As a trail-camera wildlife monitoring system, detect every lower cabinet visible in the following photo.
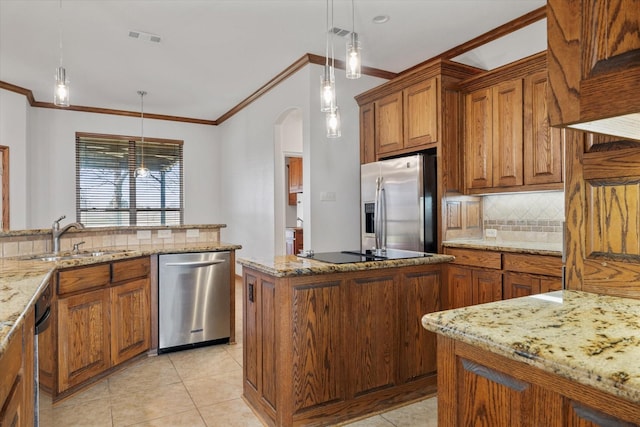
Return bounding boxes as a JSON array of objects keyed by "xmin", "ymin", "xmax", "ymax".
[
  {"xmin": 57, "ymin": 288, "xmax": 111, "ymax": 392},
  {"xmin": 243, "ymin": 264, "xmax": 441, "ymax": 426},
  {"xmin": 438, "ymin": 336, "xmax": 640, "ymax": 426},
  {"xmin": 0, "ymin": 307, "xmax": 34, "ymax": 427},
  {"xmin": 444, "ymin": 248, "xmax": 562, "ymax": 309},
  {"xmin": 51, "ymin": 257, "xmax": 150, "ymax": 399}
]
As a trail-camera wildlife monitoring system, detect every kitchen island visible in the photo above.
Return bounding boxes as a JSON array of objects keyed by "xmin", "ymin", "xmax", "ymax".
[
  {"xmin": 422, "ymin": 291, "xmax": 640, "ymax": 426},
  {"xmin": 238, "ymin": 253, "xmax": 453, "ymax": 427}
]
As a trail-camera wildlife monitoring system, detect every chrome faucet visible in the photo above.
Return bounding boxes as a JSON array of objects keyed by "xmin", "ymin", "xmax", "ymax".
[{"xmin": 52, "ymin": 215, "xmax": 84, "ymax": 254}]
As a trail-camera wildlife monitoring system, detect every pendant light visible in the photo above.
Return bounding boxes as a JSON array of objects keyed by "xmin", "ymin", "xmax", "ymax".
[
  {"xmin": 326, "ymin": 105, "xmax": 341, "ymax": 138},
  {"xmin": 54, "ymin": 0, "xmax": 70, "ymax": 107},
  {"xmin": 324, "ymin": 0, "xmax": 341, "ymax": 138},
  {"xmin": 135, "ymin": 91, "xmax": 150, "ymax": 178},
  {"xmin": 320, "ymin": 0, "xmax": 336, "ymax": 112},
  {"xmin": 346, "ymin": 0, "xmax": 361, "ymax": 79}
]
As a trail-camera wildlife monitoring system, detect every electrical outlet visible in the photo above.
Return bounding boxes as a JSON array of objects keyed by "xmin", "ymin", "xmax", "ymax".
[
  {"xmin": 136, "ymin": 230, "xmax": 151, "ymax": 240},
  {"xmin": 157, "ymin": 229, "xmax": 172, "ymax": 239},
  {"xmin": 186, "ymin": 229, "xmax": 200, "ymax": 238},
  {"xmin": 485, "ymin": 228, "xmax": 498, "ymax": 238}
]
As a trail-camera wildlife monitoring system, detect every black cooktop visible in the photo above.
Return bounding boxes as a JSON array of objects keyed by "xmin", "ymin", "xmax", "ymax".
[{"xmin": 298, "ymin": 249, "xmax": 431, "ymax": 264}]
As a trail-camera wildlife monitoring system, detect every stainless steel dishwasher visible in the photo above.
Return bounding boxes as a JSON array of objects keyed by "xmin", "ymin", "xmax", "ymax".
[{"xmin": 158, "ymin": 251, "xmax": 230, "ymax": 353}]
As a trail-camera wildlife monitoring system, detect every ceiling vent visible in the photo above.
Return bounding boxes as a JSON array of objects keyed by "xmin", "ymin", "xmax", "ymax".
[
  {"xmin": 128, "ymin": 30, "xmax": 162, "ymax": 43},
  {"xmin": 330, "ymin": 27, "xmax": 351, "ymax": 38}
]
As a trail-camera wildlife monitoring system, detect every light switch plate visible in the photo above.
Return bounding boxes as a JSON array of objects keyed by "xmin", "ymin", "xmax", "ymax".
[
  {"xmin": 320, "ymin": 191, "xmax": 336, "ymax": 202},
  {"xmin": 186, "ymin": 229, "xmax": 200, "ymax": 238},
  {"xmin": 157, "ymin": 229, "xmax": 172, "ymax": 239},
  {"xmin": 136, "ymin": 230, "xmax": 151, "ymax": 240}
]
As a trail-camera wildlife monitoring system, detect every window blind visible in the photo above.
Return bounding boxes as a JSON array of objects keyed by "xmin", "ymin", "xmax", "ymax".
[{"xmin": 76, "ymin": 133, "xmax": 184, "ymax": 227}]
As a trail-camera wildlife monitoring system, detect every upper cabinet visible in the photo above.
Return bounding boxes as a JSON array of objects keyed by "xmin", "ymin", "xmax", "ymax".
[
  {"xmin": 288, "ymin": 157, "xmax": 303, "ymax": 194},
  {"xmin": 355, "ymin": 60, "xmax": 480, "ymax": 194},
  {"xmin": 547, "ymin": 0, "xmax": 640, "ymax": 140},
  {"xmin": 461, "ymin": 53, "xmax": 563, "ymax": 194},
  {"xmin": 374, "ymin": 77, "xmax": 439, "ymax": 157}
]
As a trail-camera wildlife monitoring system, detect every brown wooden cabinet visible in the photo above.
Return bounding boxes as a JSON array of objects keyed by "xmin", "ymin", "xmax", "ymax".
[
  {"xmin": 523, "ymin": 71, "xmax": 563, "ymax": 185},
  {"xmin": 57, "ymin": 288, "xmax": 111, "ymax": 392},
  {"xmin": 359, "ymin": 102, "xmax": 376, "ymax": 164},
  {"xmin": 404, "ymin": 78, "xmax": 439, "ymax": 149},
  {"xmin": 437, "ymin": 336, "xmax": 640, "ymax": 426},
  {"xmin": 462, "ymin": 53, "xmax": 563, "ymax": 194},
  {"xmin": 465, "ymin": 80, "xmax": 523, "ymax": 190},
  {"xmin": 502, "ymin": 252, "xmax": 563, "ymax": 299},
  {"xmin": 0, "ymin": 306, "xmax": 34, "ymax": 427},
  {"xmin": 375, "ymin": 91, "xmax": 404, "ymax": 155},
  {"xmin": 547, "ymin": 0, "xmax": 640, "ymax": 139},
  {"xmin": 52, "ymin": 257, "xmax": 150, "ymax": 398},
  {"xmin": 288, "ymin": 157, "xmax": 302, "ymax": 194},
  {"xmin": 445, "ymin": 248, "xmax": 563, "ymax": 308},
  {"xmin": 243, "ymin": 264, "xmax": 442, "ymax": 426},
  {"xmin": 375, "ymin": 78, "xmax": 439, "ymax": 157}
]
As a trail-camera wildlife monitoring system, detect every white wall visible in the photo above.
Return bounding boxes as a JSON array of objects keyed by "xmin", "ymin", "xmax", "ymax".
[
  {"xmin": 219, "ymin": 63, "xmax": 385, "ymax": 267},
  {"xmin": 0, "ymin": 90, "xmax": 30, "ymax": 229},
  {"xmin": 0, "ymin": 88, "xmax": 221, "ymax": 229}
]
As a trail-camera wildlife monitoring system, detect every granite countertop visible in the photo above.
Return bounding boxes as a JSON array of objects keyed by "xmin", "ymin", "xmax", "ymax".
[
  {"xmin": 238, "ymin": 253, "xmax": 454, "ymax": 278},
  {"xmin": 422, "ymin": 290, "xmax": 640, "ymax": 403},
  {"xmin": 0, "ymin": 241, "xmax": 241, "ymax": 359},
  {"xmin": 443, "ymin": 239, "xmax": 562, "ymax": 256}
]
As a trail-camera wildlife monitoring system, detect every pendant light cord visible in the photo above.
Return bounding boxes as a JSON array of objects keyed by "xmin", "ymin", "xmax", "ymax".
[
  {"xmin": 330, "ymin": 0, "xmax": 335, "ymax": 73},
  {"xmin": 325, "ymin": 0, "xmax": 329, "ymax": 68},
  {"xmin": 58, "ymin": 0, "xmax": 63, "ymax": 67}
]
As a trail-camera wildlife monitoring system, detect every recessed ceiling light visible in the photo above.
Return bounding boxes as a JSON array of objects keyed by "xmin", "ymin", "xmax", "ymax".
[{"xmin": 372, "ymin": 15, "xmax": 390, "ymax": 24}]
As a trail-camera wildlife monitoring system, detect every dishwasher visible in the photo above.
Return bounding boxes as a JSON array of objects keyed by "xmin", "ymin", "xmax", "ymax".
[{"xmin": 158, "ymin": 251, "xmax": 230, "ymax": 353}]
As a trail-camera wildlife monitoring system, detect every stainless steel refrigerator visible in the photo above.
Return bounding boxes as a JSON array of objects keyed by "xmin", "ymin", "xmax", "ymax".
[{"xmin": 361, "ymin": 151, "xmax": 437, "ymax": 253}]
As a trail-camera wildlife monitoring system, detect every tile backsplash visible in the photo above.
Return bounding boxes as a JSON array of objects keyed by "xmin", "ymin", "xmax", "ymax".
[{"xmin": 483, "ymin": 191, "xmax": 564, "ymax": 242}]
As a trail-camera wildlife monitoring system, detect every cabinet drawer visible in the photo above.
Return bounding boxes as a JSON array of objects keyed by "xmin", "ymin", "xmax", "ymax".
[
  {"xmin": 444, "ymin": 248, "xmax": 501, "ymax": 269},
  {"xmin": 112, "ymin": 257, "xmax": 150, "ymax": 283},
  {"xmin": 503, "ymin": 253, "xmax": 562, "ymax": 277},
  {"xmin": 58, "ymin": 264, "xmax": 110, "ymax": 295}
]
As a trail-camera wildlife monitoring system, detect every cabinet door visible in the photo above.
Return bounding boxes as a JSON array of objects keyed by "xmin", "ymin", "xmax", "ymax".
[
  {"xmin": 291, "ymin": 279, "xmax": 345, "ymax": 412},
  {"xmin": 288, "ymin": 157, "xmax": 303, "ymax": 193},
  {"xmin": 447, "ymin": 265, "xmax": 473, "ymax": 309},
  {"xmin": 465, "ymin": 88, "xmax": 493, "ymax": 189},
  {"xmin": 375, "ymin": 92, "xmax": 404, "ymax": 155},
  {"xmin": 540, "ymin": 276, "xmax": 562, "ymax": 294},
  {"xmin": 548, "ymin": 0, "xmax": 640, "ymax": 128},
  {"xmin": 459, "ymin": 358, "xmax": 532, "ymax": 426},
  {"xmin": 503, "ymin": 272, "xmax": 540, "ymax": 300},
  {"xmin": 57, "ymin": 289, "xmax": 110, "ymax": 392},
  {"xmin": 294, "ymin": 228, "xmax": 303, "ymax": 255},
  {"xmin": 360, "ymin": 102, "xmax": 376, "ymax": 164},
  {"xmin": 473, "ymin": 269, "xmax": 502, "ymax": 305},
  {"xmin": 243, "ymin": 272, "xmax": 259, "ymax": 391},
  {"xmin": 492, "ymin": 80, "xmax": 523, "ymax": 187},
  {"xmin": 524, "ymin": 71, "xmax": 562, "ymax": 185},
  {"xmin": 399, "ymin": 268, "xmax": 440, "ymax": 382},
  {"xmin": 404, "ymin": 78, "xmax": 438, "ymax": 148},
  {"xmin": 348, "ymin": 274, "xmax": 397, "ymax": 396},
  {"xmin": 110, "ymin": 277, "xmax": 150, "ymax": 366},
  {"xmin": 565, "ymin": 400, "xmax": 639, "ymax": 427}
]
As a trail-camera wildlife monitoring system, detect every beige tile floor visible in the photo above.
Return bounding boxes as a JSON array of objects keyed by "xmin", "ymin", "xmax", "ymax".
[{"xmin": 48, "ymin": 279, "xmax": 438, "ymax": 426}]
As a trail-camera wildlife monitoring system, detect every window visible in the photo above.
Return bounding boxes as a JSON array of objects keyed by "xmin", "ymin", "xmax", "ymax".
[{"xmin": 76, "ymin": 133, "xmax": 183, "ymax": 227}]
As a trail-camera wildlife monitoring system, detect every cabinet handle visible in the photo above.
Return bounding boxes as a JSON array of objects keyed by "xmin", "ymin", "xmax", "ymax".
[
  {"xmin": 572, "ymin": 403, "xmax": 635, "ymax": 427},
  {"xmin": 248, "ymin": 283, "xmax": 255, "ymax": 303},
  {"xmin": 461, "ymin": 359, "xmax": 528, "ymax": 392}
]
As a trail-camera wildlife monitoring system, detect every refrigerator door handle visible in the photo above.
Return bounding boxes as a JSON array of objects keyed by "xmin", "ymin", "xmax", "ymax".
[{"xmin": 374, "ymin": 176, "xmax": 386, "ymax": 252}]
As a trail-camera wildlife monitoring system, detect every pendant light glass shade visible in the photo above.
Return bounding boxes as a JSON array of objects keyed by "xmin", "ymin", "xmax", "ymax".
[
  {"xmin": 320, "ymin": 66, "xmax": 336, "ymax": 112},
  {"xmin": 326, "ymin": 106, "xmax": 341, "ymax": 138},
  {"xmin": 346, "ymin": 0, "xmax": 361, "ymax": 79},
  {"xmin": 135, "ymin": 90, "xmax": 150, "ymax": 178},
  {"xmin": 54, "ymin": 66, "xmax": 70, "ymax": 107},
  {"xmin": 346, "ymin": 32, "xmax": 361, "ymax": 79}
]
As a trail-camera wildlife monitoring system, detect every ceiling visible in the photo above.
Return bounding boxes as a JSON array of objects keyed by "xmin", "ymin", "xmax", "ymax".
[{"xmin": 0, "ymin": 0, "xmax": 546, "ymax": 123}]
